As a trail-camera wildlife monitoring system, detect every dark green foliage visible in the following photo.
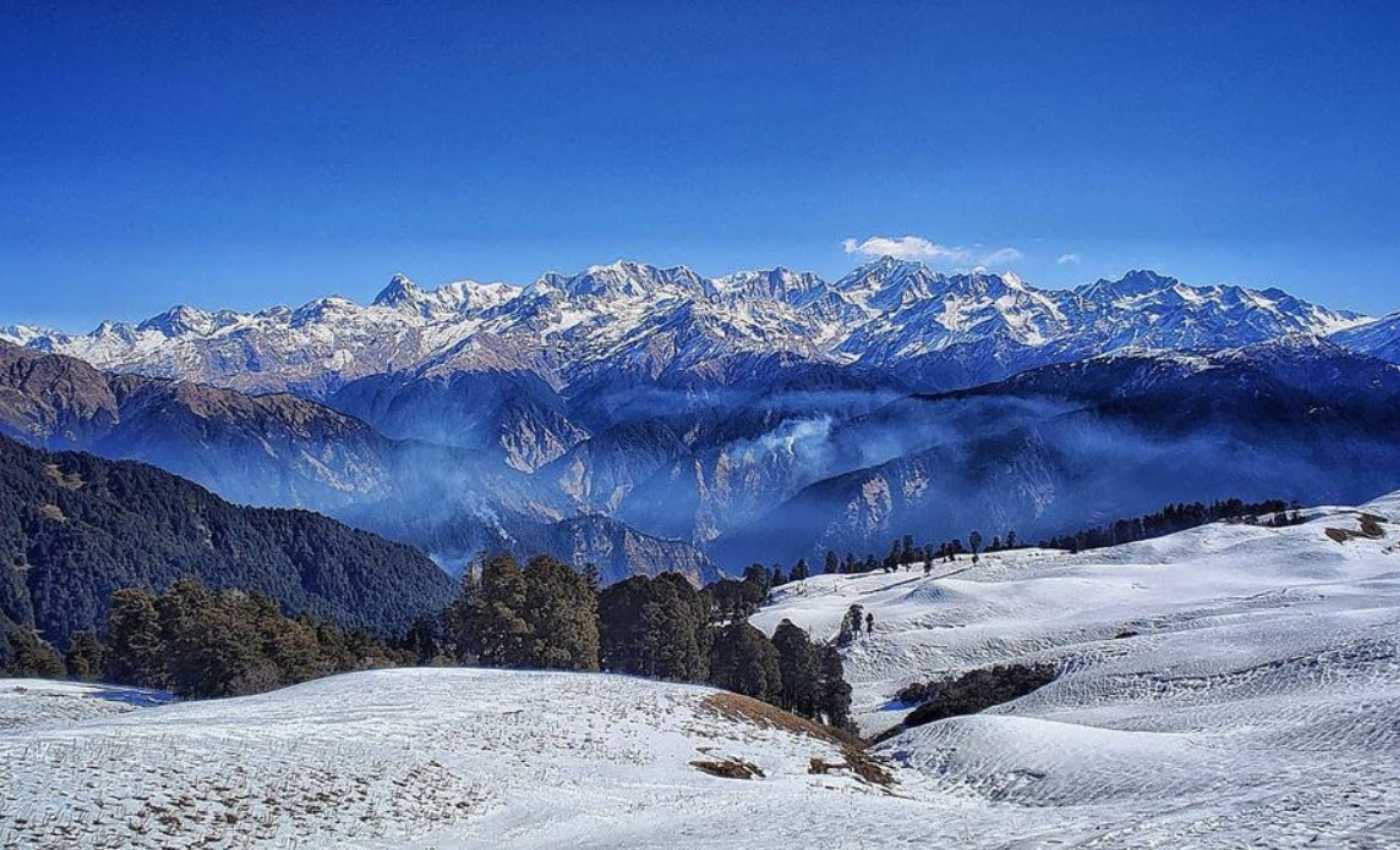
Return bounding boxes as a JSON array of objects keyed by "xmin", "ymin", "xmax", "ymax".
[
  {"xmin": 707, "ymin": 622, "xmax": 782, "ymax": 704},
  {"xmin": 703, "ymin": 574, "xmax": 767, "ymax": 622},
  {"xmin": 893, "ymin": 662, "xmax": 1058, "ymax": 734},
  {"xmin": 817, "ymin": 642, "xmax": 852, "ymax": 729},
  {"xmin": 836, "ymin": 604, "xmax": 865, "ymax": 647},
  {"xmin": 599, "ymin": 573, "xmax": 710, "ymax": 681},
  {"xmin": 0, "ymin": 436, "xmax": 454, "ymax": 650},
  {"xmin": 0, "ymin": 618, "xmax": 66, "ymax": 678},
  {"xmin": 401, "ymin": 614, "xmax": 446, "ymax": 665},
  {"xmin": 741, "ymin": 564, "xmax": 771, "ymax": 595},
  {"xmin": 63, "ymin": 630, "xmax": 106, "ymax": 680},
  {"xmin": 441, "ymin": 570, "xmax": 480, "ymax": 664},
  {"xmin": 465, "ymin": 553, "xmax": 600, "ymax": 671},
  {"xmin": 469, "ymin": 554, "xmax": 532, "ymax": 667},
  {"xmin": 771, "ymin": 619, "xmax": 820, "ymax": 717},
  {"xmin": 521, "ymin": 555, "xmax": 600, "ymax": 671},
  {"xmin": 102, "ymin": 578, "xmax": 411, "ymax": 698},
  {"xmin": 105, "ymin": 588, "xmax": 164, "ymax": 686}
]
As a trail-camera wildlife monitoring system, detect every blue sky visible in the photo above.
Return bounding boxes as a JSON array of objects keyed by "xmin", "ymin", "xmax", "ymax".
[{"xmin": 3, "ymin": 1, "xmax": 1398, "ymax": 330}]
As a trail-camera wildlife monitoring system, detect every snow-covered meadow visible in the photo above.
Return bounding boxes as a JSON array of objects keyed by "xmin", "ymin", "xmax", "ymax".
[
  {"xmin": 755, "ymin": 492, "xmax": 1400, "ymax": 846},
  {"xmin": 4, "ymin": 493, "xmax": 1399, "ymax": 848}
]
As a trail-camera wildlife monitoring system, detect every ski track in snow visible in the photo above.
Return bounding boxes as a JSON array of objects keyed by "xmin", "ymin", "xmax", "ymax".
[{"xmin": 5, "ymin": 495, "xmax": 1400, "ymax": 848}]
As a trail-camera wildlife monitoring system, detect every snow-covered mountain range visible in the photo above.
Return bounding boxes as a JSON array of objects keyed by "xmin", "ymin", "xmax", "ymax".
[
  {"xmin": 4, "ymin": 259, "xmax": 1398, "ymax": 577},
  {"xmin": 4, "ymin": 259, "xmax": 1385, "ymax": 399}
]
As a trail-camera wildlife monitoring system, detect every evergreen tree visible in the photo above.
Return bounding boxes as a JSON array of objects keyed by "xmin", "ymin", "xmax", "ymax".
[
  {"xmin": 742, "ymin": 563, "xmax": 771, "ymax": 596},
  {"xmin": 836, "ymin": 604, "xmax": 865, "ymax": 646},
  {"xmin": 581, "ymin": 562, "xmax": 602, "ymax": 594},
  {"xmin": 817, "ymin": 643, "xmax": 852, "ymax": 729},
  {"xmin": 443, "ymin": 569, "xmax": 481, "ymax": 663},
  {"xmin": 789, "ymin": 558, "xmax": 810, "ymax": 582},
  {"xmin": 105, "ymin": 588, "xmax": 165, "ymax": 687},
  {"xmin": 520, "ymin": 555, "xmax": 600, "ymax": 671},
  {"xmin": 708, "ymin": 622, "xmax": 782, "ymax": 704},
  {"xmin": 2, "ymin": 625, "xmax": 65, "ymax": 678},
  {"xmin": 599, "ymin": 573, "xmax": 709, "ymax": 681},
  {"xmin": 471, "ymin": 553, "xmax": 532, "ymax": 667},
  {"xmin": 824, "ymin": 550, "xmax": 839, "ymax": 575},
  {"xmin": 64, "ymin": 630, "xmax": 106, "ymax": 680},
  {"xmin": 771, "ymin": 619, "xmax": 820, "ymax": 717}
]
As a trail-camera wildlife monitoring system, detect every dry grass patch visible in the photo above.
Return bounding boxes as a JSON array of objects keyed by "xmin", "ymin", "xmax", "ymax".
[
  {"xmin": 697, "ymin": 693, "xmax": 894, "ymax": 787},
  {"xmin": 690, "ymin": 756, "xmax": 765, "ymax": 780},
  {"xmin": 42, "ymin": 463, "xmax": 84, "ymax": 490},
  {"xmin": 1326, "ymin": 514, "xmax": 1387, "ymax": 544}
]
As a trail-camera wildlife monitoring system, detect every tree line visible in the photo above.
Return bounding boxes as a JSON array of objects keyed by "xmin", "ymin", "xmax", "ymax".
[
  {"xmin": 1038, "ymin": 498, "xmax": 1300, "ymax": 553},
  {"xmin": 421, "ymin": 555, "xmax": 854, "ymax": 729},
  {"xmin": 1, "ymin": 579, "xmax": 414, "ymax": 696},
  {"xmin": 3, "ymin": 554, "xmax": 855, "ymax": 731}
]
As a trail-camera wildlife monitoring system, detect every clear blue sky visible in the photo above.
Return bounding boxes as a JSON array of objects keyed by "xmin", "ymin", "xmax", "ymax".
[{"xmin": 3, "ymin": 1, "xmax": 1398, "ymax": 330}]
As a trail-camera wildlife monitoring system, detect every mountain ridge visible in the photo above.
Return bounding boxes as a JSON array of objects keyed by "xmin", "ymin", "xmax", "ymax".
[{"xmin": 6, "ymin": 259, "xmax": 1385, "ymax": 399}]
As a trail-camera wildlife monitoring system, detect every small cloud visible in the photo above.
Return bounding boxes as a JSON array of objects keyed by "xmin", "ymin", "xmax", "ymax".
[
  {"xmin": 842, "ymin": 235, "xmax": 968, "ymax": 262},
  {"xmin": 980, "ymin": 247, "xmax": 1023, "ymax": 267},
  {"xmin": 843, "ymin": 235, "xmax": 1021, "ymax": 268},
  {"xmin": 1057, "ymin": 253, "xmax": 1081, "ymax": 265}
]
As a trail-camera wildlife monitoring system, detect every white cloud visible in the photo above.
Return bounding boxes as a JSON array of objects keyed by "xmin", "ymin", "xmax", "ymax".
[
  {"xmin": 842, "ymin": 235, "xmax": 968, "ymax": 262},
  {"xmin": 843, "ymin": 235, "xmax": 1022, "ymax": 268},
  {"xmin": 1057, "ymin": 253, "xmax": 1081, "ymax": 265},
  {"xmin": 980, "ymin": 247, "xmax": 1024, "ymax": 267}
]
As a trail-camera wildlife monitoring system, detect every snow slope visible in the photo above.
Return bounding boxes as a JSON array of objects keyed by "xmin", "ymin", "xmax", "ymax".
[
  {"xmin": 753, "ymin": 493, "xmax": 1400, "ymax": 846},
  {"xmin": 5, "ymin": 494, "xmax": 1399, "ymax": 848},
  {"xmin": 1, "ymin": 670, "xmax": 917, "ymax": 850}
]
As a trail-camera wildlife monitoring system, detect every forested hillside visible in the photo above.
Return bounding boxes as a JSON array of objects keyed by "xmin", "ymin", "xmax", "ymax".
[{"xmin": 0, "ymin": 436, "xmax": 455, "ymax": 652}]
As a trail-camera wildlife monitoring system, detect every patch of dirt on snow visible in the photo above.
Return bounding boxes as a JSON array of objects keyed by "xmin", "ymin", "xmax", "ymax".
[
  {"xmin": 697, "ymin": 693, "xmax": 895, "ymax": 787},
  {"xmin": 690, "ymin": 755, "xmax": 765, "ymax": 779}
]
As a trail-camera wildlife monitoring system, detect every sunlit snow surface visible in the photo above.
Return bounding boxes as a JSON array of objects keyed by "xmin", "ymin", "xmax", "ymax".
[
  {"xmin": 754, "ymin": 492, "xmax": 1400, "ymax": 846},
  {"xmin": 5, "ymin": 494, "xmax": 1400, "ymax": 848}
]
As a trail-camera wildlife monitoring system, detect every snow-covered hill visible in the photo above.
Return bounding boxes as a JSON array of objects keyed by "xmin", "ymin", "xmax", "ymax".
[
  {"xmin": 3, "ymin": 259, "xmax": 1371, "ymax": 397},
  {"xmin": 1, "ymin": 670, "xmax": 903, "ymax": 850},
  {"xmin": 751, "ymin": 491, "xmax": 1400, "ymax": 846},
  {"xmin": 7, "ymin": 492, "xmax": 1400, "ymax": 848}
]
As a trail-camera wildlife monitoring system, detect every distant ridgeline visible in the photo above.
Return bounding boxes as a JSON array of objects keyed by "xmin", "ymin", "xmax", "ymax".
[{"xmin": 0, "ymin": 436, "xmax": 455, "ymax": 660}]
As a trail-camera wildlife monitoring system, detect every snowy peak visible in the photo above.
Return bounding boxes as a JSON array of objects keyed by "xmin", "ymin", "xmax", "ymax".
[
  {"xmin": 135, "ymin": 304, "xmax": 221, "ymax": 337},
  {"xmin": 1077, "ymin": 269, "xmax": 1177, "ymax": 300},
  {"xmin": 1331, "ymin": 310, "xmax": 1400, "ymax": 363},
  {"xmin": 4, "ymin": 258, "xmax": 1386, "ymax": 396},
  {"xmin": 715, "ymin": 267, "xmax": 827, "ymax": 306},
  {"xmin": 559, "ymin": 260, "xmax": 715, "ymax": 301},
  {"xmin": 372, "ymin": 274, "xmax": 520, "ymax": 319},
  {"xmin": 371, "ymin": 273, "xmax": 422, "ymax": 308}
]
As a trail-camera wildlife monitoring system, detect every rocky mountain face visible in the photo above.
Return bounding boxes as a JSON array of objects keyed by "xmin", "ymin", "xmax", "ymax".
[
  {"xmin": 0, "ymin": 342, "xmax": 713, "ymax": 583},
  {"xmin": 0, "ymin": 342, "xmax": 400, "ymax": 509}
]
